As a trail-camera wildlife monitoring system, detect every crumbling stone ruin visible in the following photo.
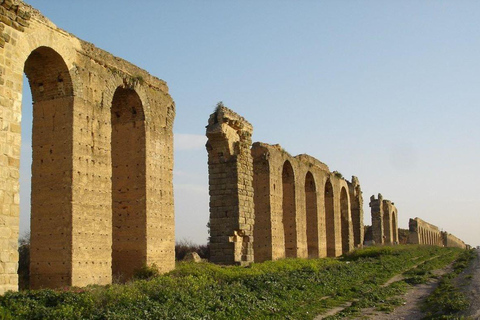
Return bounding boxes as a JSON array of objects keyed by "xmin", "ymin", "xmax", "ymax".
[
  {"xmin": 205, "ymin": 107, "xmax": 254, "ymax": 265},
  {"xmin": 408, "ymin": 218, "xmax": 466, "ymax": 249},
  {"xmin": 0, "ymin": 1, "xmax": 175, "ymax": 294},
  {"xmin": 206, "ymin": 106, "xmax": 364, "ymax": 264},
  {"xmin": 369, "ymin": 194, "xmax": 399, "ymax": 245}
]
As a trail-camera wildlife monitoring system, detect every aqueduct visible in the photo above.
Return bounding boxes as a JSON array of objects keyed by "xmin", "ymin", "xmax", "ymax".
[
  {"xmin": 0, "ymin": 1, "xmax": 175, "ymax": 293},
  {"xmin": 408, "ymin": 218, "xmax": 467, "ymax": 249},
  {"xmin": 206, "ymin": 106, "xmax": 364, "ymax": 264}
]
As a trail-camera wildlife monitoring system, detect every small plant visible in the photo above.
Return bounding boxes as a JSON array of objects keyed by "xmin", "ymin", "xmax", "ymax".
[
  {"xmin": 133, "ymin": 263, "xmax": 160, "ymax": 280},
  {"xmin": 215, "ymin": 101, "xmax": 225, "ymax": 112},
  {"xmin": 333, "ymin": 171, "xmax": 343, "ymax": 179}
]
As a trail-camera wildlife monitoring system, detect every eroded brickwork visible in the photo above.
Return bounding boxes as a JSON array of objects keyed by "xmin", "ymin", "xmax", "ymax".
[
  {"xmin": 206, "ymin": 107, "xmax": 363, "ymax": 264},
  {"xmin": 0, "ymin": 0, "xmax": 175, "ymax": 293},
  {"xmin": 369, "ymin": 194, "xmax": 398, "ymax": 245},
  {"xmin": 205, "ymin": 106, "xmax": 254, "ymax": 265}
]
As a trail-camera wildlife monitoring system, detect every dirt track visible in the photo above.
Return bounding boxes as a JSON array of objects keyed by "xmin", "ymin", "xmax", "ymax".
[{"xmin": 316, "ymin": 249, "xmax": 480, "ymax": 319}]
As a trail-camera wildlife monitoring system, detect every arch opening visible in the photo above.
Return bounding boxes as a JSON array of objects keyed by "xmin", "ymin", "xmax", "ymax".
[
  {"xmin": 111, "ymin": 87, "xmax": 146, "ymax": 281},
  {"xmin": 23, "ymin": 46, "xmax": 74, "ymax": 289},
  {"xmin": 282, "ymin": 161, "xmax": 296, "ymax": 258},
  {"xmin": 325, "ymin": 179, "xmax": 335, "ymax": 257},
  {"xmin": 305, "ymin": 172, "xmax": 318, "ymax": 258}
]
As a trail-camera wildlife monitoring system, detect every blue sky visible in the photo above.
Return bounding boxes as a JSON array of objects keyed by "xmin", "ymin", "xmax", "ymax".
[{"xmin": 19, "ymin": 1, "xmax": 480, "ymax": 246}]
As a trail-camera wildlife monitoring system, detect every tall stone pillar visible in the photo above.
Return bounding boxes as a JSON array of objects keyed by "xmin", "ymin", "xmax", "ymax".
[
  {"xmin": 206, "ymin": 105, "xmax": 254, "ymax": 265},
  {"xmin": 370, "ymin": 194, "xmax": 384, "ymax": 244},
  {"xmin": 349, "ymin": 176, "xmax": 364, "ymax": 247}
]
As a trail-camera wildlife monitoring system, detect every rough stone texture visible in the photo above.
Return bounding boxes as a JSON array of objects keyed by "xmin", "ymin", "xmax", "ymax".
[
  {"xmin": 206, "ymin": 107, "xmax": 363, "ymax": 264},
  {"xmin": 408, "ymin": 218, "xmax": 466, "ymax": 249},
  {"xmin": 0, "ymin": 0, "xmax": 175, "ymax": 294},
  {"xmin": 369, "ymin": 194, "xmax": 399, "ymax": 245},
  {"xmin": 205, "ymin": 106, "xmax": 254, "ymax": 265}
]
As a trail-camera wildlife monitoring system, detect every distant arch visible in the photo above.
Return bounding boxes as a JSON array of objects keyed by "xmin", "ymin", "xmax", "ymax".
[
  {"xmin": 282, "ymin": 161, "xmax": 296, "ymax": 258},
  {"xmin": 305, "ymin": 172, "xmax": 318, "ymax": 258},
  {"xmin": 325, "ymin": 179, "xmax": 335, "ymax": 257}
]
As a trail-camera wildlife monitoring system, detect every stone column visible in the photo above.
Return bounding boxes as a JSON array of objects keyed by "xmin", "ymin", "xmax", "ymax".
[
  {"xmin": 370, "ymin": 194, "xmax": 384, "ymax": 244},
  {"xmin": 206, "ymin": 105, "xmax": 254, "ymax": 265}
]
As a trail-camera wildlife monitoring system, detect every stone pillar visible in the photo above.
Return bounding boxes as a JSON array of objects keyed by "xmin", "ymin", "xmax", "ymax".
[
  {"xmin": 349, "ymin": 176, "xmax": 364, "ymax": 247},
  {"xmin": 370, "ymin": 194, "xmax": 384, "ymax": 244},
  {"xmin": 206, "ymin": 105, "xmax": 254, "ymax": 265},
  {"xmin": 408, "ymin": 218, "xmax": 420, "ymax": 244}
]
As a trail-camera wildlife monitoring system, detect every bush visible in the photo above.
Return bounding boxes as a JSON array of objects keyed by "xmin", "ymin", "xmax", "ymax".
[{"xmin": 133, "ymin": 264, "xmax": 160, "ymax": 280}]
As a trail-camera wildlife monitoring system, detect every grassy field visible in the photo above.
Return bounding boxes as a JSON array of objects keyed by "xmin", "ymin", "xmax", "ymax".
[{"xmin": 0, "ymin": 245, "xmax": 466, "ymax": 320}]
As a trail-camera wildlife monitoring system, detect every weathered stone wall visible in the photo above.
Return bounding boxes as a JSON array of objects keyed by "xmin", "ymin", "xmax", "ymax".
[
  {"xmin": 441, "ymin": 232, "xmax": 466, "ymax": 249},
  {"xmin": 0, "ymin": 0, "xmax": 175, "ymax": 293},
  {"xmin": 206, "ymin": 107, "xmax": 364, "ymax": 264},
  {"xmin": 408, "ymin": 218, "xmax": 442, "ymax": 246},
  {"xmin": 205, "ymin": 106, "xmax": 254, "ymax": 265},
  {"xmin": 369, "ymin": 194, "xmax": 398, "ymax": 245}
]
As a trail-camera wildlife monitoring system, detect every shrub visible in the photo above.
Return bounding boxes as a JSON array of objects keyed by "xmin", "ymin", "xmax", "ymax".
[{"xmin": 133, "ymin": 264, "xmax": 160, "ymax": 280}]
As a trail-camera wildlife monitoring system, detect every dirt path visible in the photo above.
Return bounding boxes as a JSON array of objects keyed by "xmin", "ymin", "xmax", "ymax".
[
  {"xmin": 314, "ymin": 256, "xmax": 451, "ymax": 320},
  {"xmin": 360, "ymin": 266, "xmax": 450, "ymax": 320},
  {"xmin": 315, "ymin": 251, "xmax": 480, "ymax": 319},
  {"xmin": 459, "ymin": 248, "xmax": 480, "ymax": 318}
]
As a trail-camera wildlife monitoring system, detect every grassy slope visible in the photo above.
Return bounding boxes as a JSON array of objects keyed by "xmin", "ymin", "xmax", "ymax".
[{"xmin": 0, "ymin": 246, "xmax": 464, "ymax": 320}]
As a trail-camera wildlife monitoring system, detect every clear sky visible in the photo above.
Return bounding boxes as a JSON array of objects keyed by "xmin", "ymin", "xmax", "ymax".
[{"xmin": 19, "ymin": 1, "xmax": 480, "ymax": 246}]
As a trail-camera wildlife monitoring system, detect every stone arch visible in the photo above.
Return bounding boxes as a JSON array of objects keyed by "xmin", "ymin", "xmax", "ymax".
[
  {"xmin": 282, "ymin": 160, "xmax": 296, "ymax": 258},
  {"xmin": 305, "ymin": 171, "xmax": 318, "ymax": 258},
  {"xmin": 340, "ymin": 187, "xmax": 350, "ymax": 254},
  {"xmin": 325, "ymin": 179, "xmax": 335, "ymax": 257},
  {"xmin": 24, "ymin": 46, "xmax": 75, "ymax": 289},
  {"xmin": 111, "ymin": 87, "xmax": 147, "ymax": 281}
]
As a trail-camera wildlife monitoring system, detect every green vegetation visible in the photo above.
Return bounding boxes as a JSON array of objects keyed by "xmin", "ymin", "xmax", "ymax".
[
  {"xmin": 325, "ymin": 246, "xmax": 463, "ymax": 319},
  {"xmin": 0, "ymin": 246, "xmax": 464, "ymax": 320},
  {"xmin": 421, "ymin": 249, "xmax": 476, "ymax": 319}
]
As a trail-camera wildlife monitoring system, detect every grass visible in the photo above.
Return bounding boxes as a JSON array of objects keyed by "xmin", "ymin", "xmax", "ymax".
[{"xmin": 0, "ymin": 246, "xmax": 466, "ymax": 320}]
